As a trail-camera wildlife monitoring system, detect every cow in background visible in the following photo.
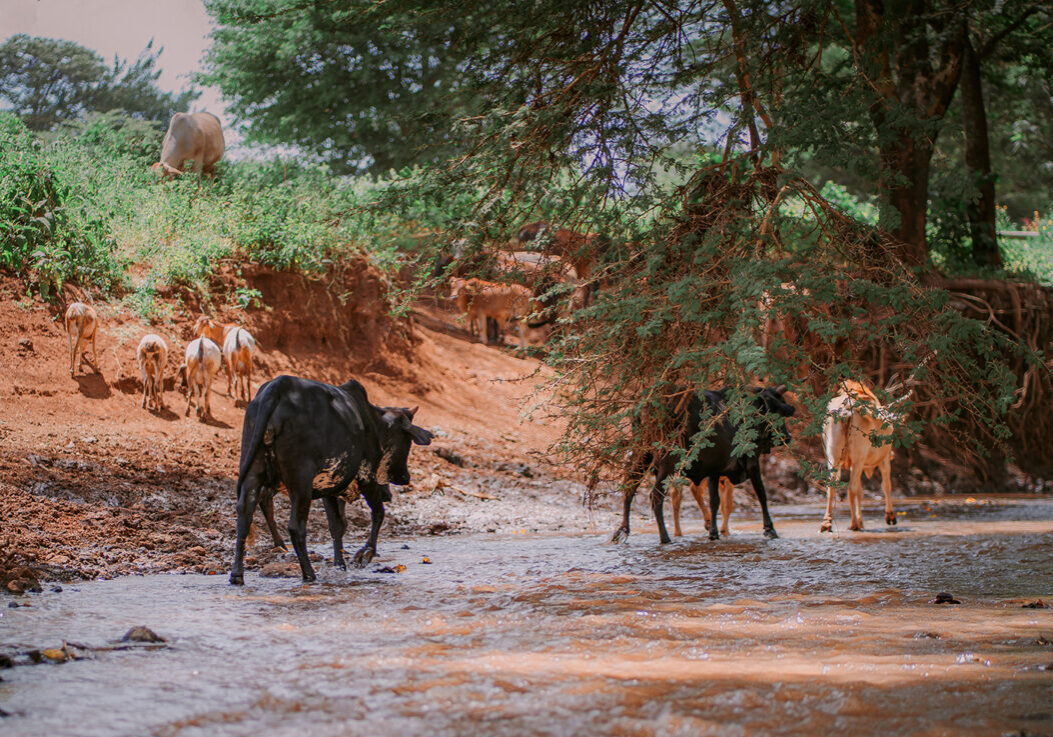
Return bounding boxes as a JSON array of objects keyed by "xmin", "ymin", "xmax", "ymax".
[{"xmin": 153, "ymin": 112, "xmax": 224, "ymax": 177}]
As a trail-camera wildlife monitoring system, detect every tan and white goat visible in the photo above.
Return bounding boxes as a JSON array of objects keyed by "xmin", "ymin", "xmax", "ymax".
[
  {"xmin": 193, "ymin": 315, "xmax": 234, "ymax": 346},
  {"xmin": 222, "ymin": 327, "xmax": 256, "ymax": 403},
  {"xmin": 137, "ymin": 334, "xmax": 168, "ymax": 411},
  {"xmin": 177, "ymin": 337, "xmax": 222, "ymax": 420},
  {"xmin": 64, "ymin": 302, "xmax": 99, "ymax": 376},
  {"xmin": 448, "ymin": 277, "xmax": 533, "ymax": 347}
]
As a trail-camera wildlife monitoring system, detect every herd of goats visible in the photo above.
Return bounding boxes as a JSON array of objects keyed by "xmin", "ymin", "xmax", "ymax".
[{"xmin": 51, "ymin": 217, "xmax": 914, "ymax": 583}]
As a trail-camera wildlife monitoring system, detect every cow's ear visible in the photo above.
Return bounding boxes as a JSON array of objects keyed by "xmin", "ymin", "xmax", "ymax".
[
  {"xmin": 408, "ymin": 406, "xmax": 419, "ymax": 419},
  {"xmin": 408, "ymin": 424, "xmax": 433, "ymax": 446}
]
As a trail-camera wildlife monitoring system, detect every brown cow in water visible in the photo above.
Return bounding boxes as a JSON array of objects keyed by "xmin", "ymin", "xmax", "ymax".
[
  {"xmin": 153, "ymin": 112, "xmax": 225, "ymax": 177},
  {"xmin": 671, "ymin": 476, "xmax": 736, "ymax": 537}
]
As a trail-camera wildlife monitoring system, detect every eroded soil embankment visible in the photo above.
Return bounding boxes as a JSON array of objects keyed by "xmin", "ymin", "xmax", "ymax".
[{"xmin": 0, "ymin": 265, "xmax": 598, "ymax": 588}]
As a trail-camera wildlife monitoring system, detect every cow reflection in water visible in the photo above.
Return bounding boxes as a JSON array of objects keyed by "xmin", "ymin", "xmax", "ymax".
[
  {"xmin": 229, "ymin": 375, "xmax": 433, "ymax": 585},
  {"xmin": 612, "ymin": 385, "xmax": 795, "ymax": 545}
]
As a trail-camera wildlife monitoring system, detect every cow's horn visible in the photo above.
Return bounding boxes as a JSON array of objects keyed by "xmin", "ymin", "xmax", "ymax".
[{"xmin": 408, "ymin": 406, "xmax": 418, "ymax": 418}]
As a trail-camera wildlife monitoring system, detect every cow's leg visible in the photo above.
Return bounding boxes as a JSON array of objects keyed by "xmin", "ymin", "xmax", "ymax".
[
  {"xmin": 259, "ymin": 488, "xmax": 286, "ymax": 550},
  {"xmin": 284, "ymin": 472, "xmax": 316, "ymax": 582},
  {"xmin": 650, "ymin": 474, "xmax": 672, "ymax": 544},
  {"xmin": 707, "ymin": 475, "xmax": 722, "ymax": 540},
  {"xmin": 322, "ymin": 496, "xmax": 347, "ymax": 570},
  {"xmin": 848, "ymin": 465, "xmax": 864, "ymax": 531},
  {"xmin": 611, "ymin": 452, "xmax": 649, "ymax": 543},
  {"xmin": 90, "ymin": 331, "xmax": 98, "ymax": 372},
  {"xmin": 226, "ymin": 358, "xmax": 234, "ymax": 397},
  {"xmin": 881, "ymin": 456, "xmax": 896, "ymax": 526},
  {"xmin": 202, "ymin": 376, "xmax": 213, "ymax": 420},
  {"xmin": 353, "ymin": 486, "xmax": 385, "ymax": 567},
  {"xmin": 230, "ymin": 469, "xmax": 264, "ymax": 585},
  {"xmin": 689, "ymin": 482, "xmax": 711, "ymax": 531},
  {"xmin": 719, "ymin": 479, "xmax": 733, "ymax": 536},
  {"xmin": 141, "ymin": 376, "xmax": 148, "ymax": 408},
  {"xmin": 748, "ymin": 466, "xmax": 779, "ymax": 539},
  {"xmin": 671, "ymin": 485, "xmax": 683, "ymax": 537},
  {"xmin": 185, "ymin": 380, "xmax": 193, "ymax": 417},
  {"xmin": 820, "ymin": 469, "xmax": 837, "ymax": 533}
]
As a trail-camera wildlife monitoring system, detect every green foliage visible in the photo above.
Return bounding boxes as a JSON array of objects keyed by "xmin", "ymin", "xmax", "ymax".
[
  {"xmin": 0, "ymin": 113, "xmax": 122, "ymax": 298},
  {"xmin": 0, "ymin": 34, "xmax": 197, "ymax": 131}
]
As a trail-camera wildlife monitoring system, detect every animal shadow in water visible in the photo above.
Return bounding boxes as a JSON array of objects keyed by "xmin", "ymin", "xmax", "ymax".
[{"xmin": 74, "ymin": 371, "xmax": 111, "ymax": 399}]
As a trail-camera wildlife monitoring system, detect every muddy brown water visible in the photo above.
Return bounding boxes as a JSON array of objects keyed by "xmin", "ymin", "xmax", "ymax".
[{"xmin": 2, "ymin": 498, "xmax": 1052, "ymax": 736}]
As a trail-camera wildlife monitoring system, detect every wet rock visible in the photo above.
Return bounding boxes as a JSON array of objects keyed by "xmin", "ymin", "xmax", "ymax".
[
  {"xmin": 7, "ymin": 601, "xmax": 18, "ymax": 608},
  {"xmin": 1037, "ymin": 634, "xmax": 1052, "ymax": 646},
  {"xmin": 374, "ymin": 565, "xmax": 406, "ymax": 574},
  {"xmin": 428, "ymin": 522, "xmax": 452, "ymax": 535},
  {"xmin": 121, "ymin": 626, "xmax": 165, "ymax": 643},
  {"xmin": 41, "ymin": 648, "xmax": 67, "ymax": 663},
  {"xmin": 434, "ymin": 447, "xmax": 465, "ymax": 467},
  {"xmin": 932, "ymin": 592, "xmax": 960, "ymax": 605},
  {"xmin": 259, "ymin": 561, "xmax": 299, "ymax": 578},
  {"xmin": 400, "ymin": 544, "xmax": 411, "ymax": 550},
  {"xmin": 1022, "ymin": 600, "xmax": 1048, "ymax": 609},
  {"xmin": 50, "ymin": 586, "xmax": 62, "ymax": 593},
  {"xmin": 0, "ymin": 706, "xmax": 10, "ymax": 717},
  {"xmin": 0, "ymin": 654, "xmax": 13, "ymax": 668},
  {"xmin": 912, "ymin": 631, "xmax": 941, "ymax": 639}
]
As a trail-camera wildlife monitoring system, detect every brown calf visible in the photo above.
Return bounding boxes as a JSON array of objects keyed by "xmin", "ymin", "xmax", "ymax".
[
  {"xmin": 821, "ymin": 380, "xmax": 897, "ymax": 532},
  {"xmin": 64, "ymin": 302, "xmax": 99, "ymax": 376},
  {"xmin": 137, "ymin": 334, "xmax": 168, "ymax": 411},
  {"xmin": 671, "ymin": 476, "xmax": 736, "ymax": 537}
]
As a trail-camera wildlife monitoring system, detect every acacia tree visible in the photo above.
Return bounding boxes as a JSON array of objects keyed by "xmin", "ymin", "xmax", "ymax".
[{"xmin": 204, "ymin": 0, "xmax": 1052, "ymax": 482}]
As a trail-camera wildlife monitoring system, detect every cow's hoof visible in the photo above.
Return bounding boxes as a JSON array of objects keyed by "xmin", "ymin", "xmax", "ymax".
[
  {"xmin": 849, "ymin": 523, "xmax": 862, "ymax": 532},
  {"xmin": 610, "ymin": 528, "xmax": 629, "ymax": 544},
  {"xmin": 334, "ymin": 559, "xmax": 347, "ymax": 571},
  {"xmin": 819, "ymin": 520, "xmax": 832, "ymax": 533},
  {"xmin": 352, "ymin": 547, "xmax": 375, "ymax": 568},
  {"xmin": 886, "ymin": 512, "xmax": 897, "ymax": 526},
  {"xmin": 229, "ymin": 573, "xmax": 244, "ymax": 586},
  {"xmin": 659, "ymin": 535, "xmax": 672, "ymax": 545},
  {"xmin": 708, "ymin": 531, "xmax": 720, "ymax": 541},
  {"xmin": 301, "ymin": 571, "xmax": 317, "ymax": 583},
  {"xmin": 763, "ymin": 528, "xmax": 778, "ymax": 539}
]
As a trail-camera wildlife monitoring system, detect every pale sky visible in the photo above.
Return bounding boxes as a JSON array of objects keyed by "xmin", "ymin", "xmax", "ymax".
[{"xmin": 1, "ymin": 0, "xmax": 232, "ymax": 136}]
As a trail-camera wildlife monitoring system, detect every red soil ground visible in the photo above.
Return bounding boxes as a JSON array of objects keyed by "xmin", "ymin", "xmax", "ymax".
[{"xmin": 0, "ymin": 266, "xmax": 588, "ymax": 588}]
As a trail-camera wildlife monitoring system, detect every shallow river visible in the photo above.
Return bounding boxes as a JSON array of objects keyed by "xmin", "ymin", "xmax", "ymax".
[{"xmin": 2, "ymin": 498, "xmax": 1052, "ymax": 736}]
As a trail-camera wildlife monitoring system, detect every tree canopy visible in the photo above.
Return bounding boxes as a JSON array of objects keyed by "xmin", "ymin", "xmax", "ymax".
[
  {"xmin": 0, "ymin": 35, "xmax": 199, "ymax": 131},
  {"xmin": 201, "ymin": 0, "xmax": 1053, "ymax": 482}
]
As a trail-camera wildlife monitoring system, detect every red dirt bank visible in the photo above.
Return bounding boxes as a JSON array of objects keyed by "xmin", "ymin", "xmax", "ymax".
[{"xmin": 0, "ymin": 269, "xmax": 589, "ymax": 587}]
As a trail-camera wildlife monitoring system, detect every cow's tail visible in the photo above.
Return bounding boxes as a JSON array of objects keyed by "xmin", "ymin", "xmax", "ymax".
[
  {"xmin": 65, "ymin": 309, "xmax": 73, "ymax": 357},
  {"xmin": 235, "ymin": 390, "xmax": 279, "ymax": 546}
]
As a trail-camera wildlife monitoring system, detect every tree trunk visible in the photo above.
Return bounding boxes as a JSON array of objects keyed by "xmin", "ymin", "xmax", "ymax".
[
  {"xmin": 960, "ymin": 38, "xmax": 1002, "ymax": 268},
  {"xmin": 879, "ymin": 132, "xmax": 933, "ymax": 266}
]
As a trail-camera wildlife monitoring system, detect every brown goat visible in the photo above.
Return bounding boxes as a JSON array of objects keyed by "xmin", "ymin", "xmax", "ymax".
[
  {"xmin": 193, "ymin": 315, "xmax": 234, "ymax": 346},
  {"xmin": 448, "ymin": 277, "xmax": 533, "ymax": 347},
  {"xmin": 222, "ymin": 327, "xmax": 256, "ymax": 403},
  {"xmin": 64, "ymin": 302, "xmax": 99, "ymax": 376},
  {"xmin": 137, "ymin": 334, "xmax": 168, "ymax": 411},
  {"xmin": 177, "ymin": 337, "xmax": 222, "ymax": 420}
]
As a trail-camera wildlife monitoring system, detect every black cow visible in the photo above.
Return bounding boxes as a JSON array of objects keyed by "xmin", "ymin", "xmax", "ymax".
[
  {"xmin": 611, "ymin": 385, "xmax": 795, "ymax": 544},
  {"xmin": 229, "ymin": 375, "xmax": 433, "ymax": 585}
]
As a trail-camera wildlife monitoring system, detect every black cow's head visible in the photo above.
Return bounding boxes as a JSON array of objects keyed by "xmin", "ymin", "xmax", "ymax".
[
  {"xmin": 379, "ymin": 406, "xmax": 433, "ymax": 486},
  {"xmin": 752, "ymin": 385, "xmax": 796, "ymax": 451}
]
